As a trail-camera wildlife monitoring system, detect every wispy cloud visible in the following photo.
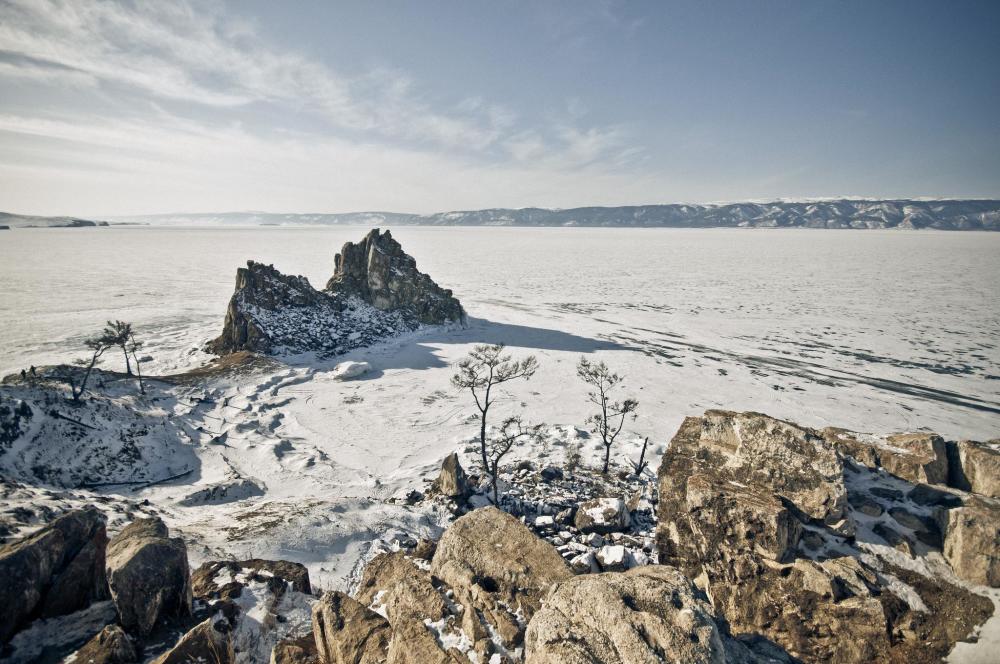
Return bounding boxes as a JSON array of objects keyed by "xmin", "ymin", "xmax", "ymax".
[{"xmin": 0, "ymin": 0, "xmax": 647, "ymax": 214}]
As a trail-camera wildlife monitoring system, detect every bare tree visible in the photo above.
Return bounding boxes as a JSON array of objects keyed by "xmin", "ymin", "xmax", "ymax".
[
  {"xmin": 631, "ymin": 436, "xmax": 650, "ymax": 475},
  {"xmin": 67, "ymin": 338, "xmax": 109, "ymax": 403},
  {"xmin": 451, "ymin": 344, "xmax": 538, "ymax": 471},
  {"xmin": 100, "ymin": 320, "xmax": 134, "ymax": 375},
  {"xmin": 128, "ymin": 331, "xmax": 145, "ymax": 395},
  {"xmin": 577, "ymin": 357, "xmax": 638, "ymax": 473},
  {"xmin": 486, "ymin": 416, "xmax": 541, "ymax": 504}
]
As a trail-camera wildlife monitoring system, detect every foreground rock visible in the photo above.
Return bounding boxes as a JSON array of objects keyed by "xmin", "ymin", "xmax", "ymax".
[
  {"xmin": 312, "ymin": 591, "xmax": 390, "ymax": 664},
  {"xmin": 525, "ymin": 565, "xmax": 765, "ymax": 663},
  {"xmin": 72, "ymin": 624, "xmax": 138, "ymax": 664},
  {"xmin": 151, "ymin": 618, "xmax": 234, "ymax": 664},
  {"xmin": 211, "ymin": 228, "xmax": 463, "ymax": 355},
  {"xmin": 0, "ymin": 507, "xmax": 108, "ymax": 643},
  {"xmin": 657, "ymin": 410, "xmax": 997, "ymax": 663},
  {"xmin": 432, "ymin": 507, "xmax": 572, "ymax": 654},
  {"xmin": 106, "ymin": 517, "xmax": 192, "ymax": 637}
]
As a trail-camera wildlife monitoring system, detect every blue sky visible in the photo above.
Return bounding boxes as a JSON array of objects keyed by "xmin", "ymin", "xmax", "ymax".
[{"xmin": 0, "ymin": 0, "xmax": 997, "ymax": 216}]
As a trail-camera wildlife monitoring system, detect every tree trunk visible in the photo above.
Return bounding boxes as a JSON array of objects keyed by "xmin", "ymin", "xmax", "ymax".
[
  {"xmin": 479, "ymin": 409, "xmax": 489, "ymax": 471},
  {"xmin": 602, "ymin": 443, "xmax": 611, "ymax": 474},
  {"xmin": 122, "ymin": 348, "xmax": 132, "ymax": 375}
]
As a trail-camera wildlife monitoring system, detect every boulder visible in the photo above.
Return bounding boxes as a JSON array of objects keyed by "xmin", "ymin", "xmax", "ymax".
[
  {"xmin": 947, "ymin": 439, "xmax": 1000, "ymax": 498},
  {"xmin": 0, "ymin": 507, "xmax": 108, "ymax": 643},
  {"xmin": 431, "ymin": 507, "xmax": 572, "ymax": 651},
  {"xmin": 573, "ymin": 497, "xmax": 631, "ymax": 534},
  {"xmin": 151, "ymin": 618, "xmax": 234, "ymax": 664},
  {"xmin": 432, "ymin": 453, "xmax": 469, "ymax": 499},
  {"xmin": 824, "ymin": 429, "xmax": 951, "ymax": 486},
  {"xmin": 679, "ymin": 411, "xmax": 850, "ymax": 531},
  {"xmin": 72, "ymin": 624, "xmax": 138, "ymax": 664},
  {"xmin": 191, "ymin": 558, "xmax": 312, "ymax": 600},
  {"xmin": 211, "ymin": 229, "xmax": 462, "ymax": 355},
  {"xmin": 312, "ymin": 591, "xmax": 391, "ymax": 664},
  {"xmin": 271, "ymin": 634, "xmax": 319, "ymax": 664},
  {"xmin": 937, "ymin": 496, "xmax": 1000, "ymax": 586},
  {"xmin": 355, "ymin": 551, "xmax": 448, "ymax": 624},
  {"xmin": 524, "ymin": 566, "xmax": 760, "ymax": 664},
  {"xmin": 106, "ymin": 518, "xmax": 192, "ymax": 637},
  {"xmin": 594, "ymin": 544, "xmax": 629, "ymax": 572}
]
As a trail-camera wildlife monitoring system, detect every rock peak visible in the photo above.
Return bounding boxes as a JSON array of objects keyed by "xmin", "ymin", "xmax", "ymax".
[{"xmin": 210, "ymin": 228, "xmax": 463, "ymax": 355}]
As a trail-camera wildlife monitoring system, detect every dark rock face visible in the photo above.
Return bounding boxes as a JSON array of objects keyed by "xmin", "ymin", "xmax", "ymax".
[
  {"xmin": 210, "ymin": 228, "xmax": 462, "ymax": 355},
  {"xmin": 106, "ymin": 517, "xmax": 192, "ymax": 637},
  {"xmin": 326, "ymin": 229, "xmax": 463, "ymax": 324},
  {"xmin": 656, "ymin": 411, "xmax": 996, "ymax": 664},
  {"xmin": 0, "ymin": 507, "xmax": 108, "ymax": 643}
]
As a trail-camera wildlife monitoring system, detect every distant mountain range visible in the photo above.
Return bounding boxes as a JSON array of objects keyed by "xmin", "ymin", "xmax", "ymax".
[
  {"xmin": 0, "ymin": 212, "xmax": 108, "ymax": 229},
  {"xmin": 5, "ymin": 199, "xmax": 1000, "ymax": 230}
]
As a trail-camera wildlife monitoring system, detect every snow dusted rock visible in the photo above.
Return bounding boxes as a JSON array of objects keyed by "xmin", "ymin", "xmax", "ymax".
[
  {"xmin": 312, "ymin": 591, "xmax": 391, "ymax": 664},
  {"xmin": 824, "ymin": 428, "xmax": 950, "ymax": 486},
  {"xmin": 326, "ymin": 228, "xmax": 463, "ymax": 324},
  {"xmin": 331, "ymin": 361, "xmax": 371, "ymax": 380},
  {"xmin": 947, "ymin": 439, "xmax": 1000, "ymax": 498},
  {"xmin": 106, "ymin": 517, "xmax": 192, "ymax": 637},
  {"xmin": 355, "ymin": 551, "xmax": 448, "ymax": 625},
  {"xmin": 573, "ymin": 497, "xmax": 631, "ymax": 534},
  {"xmin": 656, "ymin": 410, "xmax": 998, "ymax": 663},
  {"xmin": 211, "ymin": 228, "xmax": 462, "ymax": 355},
  {"xmin": 178, "ymin": 477, "xmax": 265, "ymax": 506},
  {"xmin": 594, "ymin": 544, "xmax": 629, "ymax": 572},
  {"xmin": 191, "ymin": 558, "xmax": 312, "ymax": 598},
  {"xmin": 270, "ymin": 634, "xmax": 318, "ymax": 664},
  {"xmin": 431, "ymin": 507, "xmax": 572, "ymax": 654},
  {"xmin": 71, "ymin": 624, "xmax": 137, "ymax": 664},
  {"xmin": 937, "ymin": 496, "xmax": 1000, "ymax": 586},
  {"xmin": 151, "ymin": 618, "xmax": 234, "ymax": 664},
  {"xmin": 431, "ymin": 452, "xmax": 469, "ymax": 500},
  {"xmin": 0, "ymin": 507, "xmax": 108, "ymax": 643},
  {"xmin": 524, "ymin": 566, "xmax": 762, "ymax": 664}
]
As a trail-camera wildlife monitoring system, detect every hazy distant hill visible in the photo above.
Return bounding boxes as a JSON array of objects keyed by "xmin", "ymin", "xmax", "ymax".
[
  {"xmin": 108, "ymin": 200, "xmax": 1000, "ymax": 230},
  {"xmin": 0, "ymin": 212, "xmax": 108, "ymax": 228}
]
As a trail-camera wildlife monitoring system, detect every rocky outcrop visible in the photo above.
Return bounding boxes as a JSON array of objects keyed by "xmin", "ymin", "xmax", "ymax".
[
  {"xmin": 431, "ymin": 452, "xmax": 469, "ymax": 499},
  {"xmin": 211, "ymin": 228, "xmax": 462, "ymax": 355},
  {"xmin": 151, "ymin": 618, "xmax": 235, "ymax": 664},
  {"xmin": 947, "ymin": 439, "xmax": 1000, "ymax": 498},
  {"xmin": 573, "ymin": 497, "xmax": 631, "ymax": 534},
  {"xmin": 0, "ymin": 507, "xmax": 108, "ymax": 643},
  {"xmin": 312, "ymin": 591, "xmax": 391, "ymax": 664},
  {"xmin": 431, "ymin": 507, "xmax": 572, "ymax": 653},
  {"xmin": 192, "ymin": 558, "xmax": 312, "ymax": 599},
  {"xmin": 524, "ymin": 566, "xmax": 763, "ymax": 664},
  {"xmin": 327, "ymin": 229, "xmax": 463, "ymax": 324},
  {"xmin": 656, "ymin": 410, "xmax": 997, "ymax": 663},
  {"xmin": 271, "ymin": 633, "xmax": 319, "ymax": 664},
  {"xmin": 72, "ymin": 624, "xmax": 138, "ymax": 664},
  {"xmin": 106, "ymin": 517, "xmax": 192, "ymax": 637},
  {"xmin": 937, "ymin": 496, "xmax": 1000, "ymax": 586}
]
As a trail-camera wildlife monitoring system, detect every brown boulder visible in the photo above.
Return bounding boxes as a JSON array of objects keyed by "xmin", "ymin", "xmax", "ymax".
[
  {"xmin": 0, "ymin": 507, "xmax": 108, "ymax": 643},
  {"xmin": 271, "ymin": 633, "xmax": 319, "ymax": 664},
  {"xmin": 432, "ymin": 453, "xmax": 469, "ymax": 499},
  {"xmin": 947, "ymin": 439, "xmax": 1000, "ymax": 498},
  {"xmin": 431, "ymin": 507, "xmax": 572, "ymax": 652},
  {"xmin": 355, "ymin": 551, "xmax": 447, "ymax": 624},
  {"xmin": 106, "ymin": 518, "xmax": 192, "ymax": 637},
  {"xmin": 937, "ymin": 496, "xmax": 1000, "ymax": 586},
  {"xmin": 72, "ymin": 624, "xmax": 138, "ymax": 664},
  {"xmin": 312, "ymin": 591, "xmax": 390, "ymax": 664},
  {"xmin": 151, "ymin": 618, "xmax": 234, "ymax": 664},
  {"xmin": 524, "ymin": 565, "xmax": 760, "ymax": 664}
]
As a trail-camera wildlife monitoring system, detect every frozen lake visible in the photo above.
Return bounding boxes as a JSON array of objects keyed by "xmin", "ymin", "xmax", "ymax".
[{"xmin": 1, "ymin": 225, "xmax": 999, "ymax": 439}]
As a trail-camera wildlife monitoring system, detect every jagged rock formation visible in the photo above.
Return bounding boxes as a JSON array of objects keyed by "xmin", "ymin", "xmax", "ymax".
[
  {"xmin": 106, "ymin": 517, "xmax": 192, "ymax": 637},
  {"xmin": 151, "ymin": 618, "xmax": 235, "ymax": 664},
  {"xmin": 210, "ymin": 228, "xmax": 463, "ymax": 355},
  {"xmin": 73, "ymin": 625, "xmax": 138, "ymax": 664},
  {"xmin": 656, "ymin": 410, "xmax": 997, "ymax": 663},
  {"xmin": 0, "ymin": 507, "xmax": 108, "ymax": 643}
]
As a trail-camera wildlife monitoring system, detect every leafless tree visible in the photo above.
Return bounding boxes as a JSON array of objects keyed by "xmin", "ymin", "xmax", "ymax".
[
  {"xmin": 577, "ymin": 357, "xmax": 638, "ymax": 473},
  {"xmin": 100, "ymin": 320, "xmax": 134, "ymax": 375},
  {"xmin": 631, "ymin": 436, "xmax": 650, "ymax": 475},
  {"xmin": 486, "ymin": 416, "xmax": 541, "ymax": 504},
  {"xmin": 128, "ymin": 331, "xmax": 146, "ymax": 395},
  {"xmin": 451, "ymin": 344, "xmax": 538, "ymax": 471},
  {"xmin": 67, "ymin": 338, "xmax": 109, "ymax": 403}
]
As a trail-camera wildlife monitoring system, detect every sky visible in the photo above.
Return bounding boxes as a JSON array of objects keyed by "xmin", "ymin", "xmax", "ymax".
[{"xmin": 0, "ymin": 0, "xmax": 998, "ymax": 217}]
